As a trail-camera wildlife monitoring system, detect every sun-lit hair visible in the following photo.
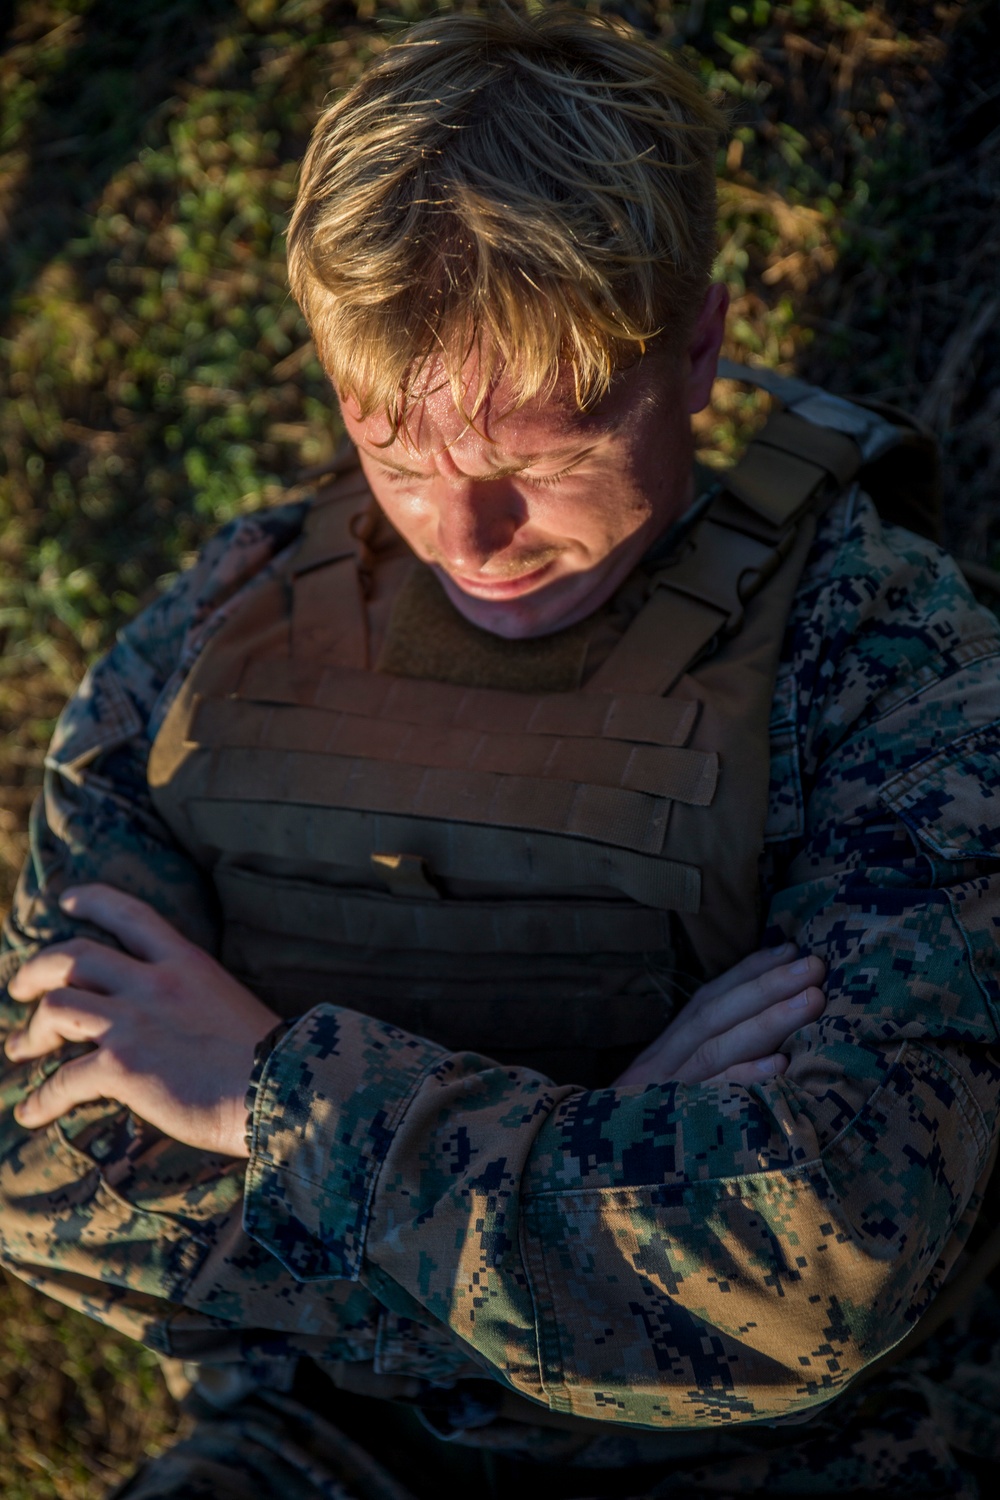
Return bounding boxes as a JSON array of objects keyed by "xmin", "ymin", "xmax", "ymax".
[{"xmin": 287, "ymin": 7, "xmax": 724, "ymax": 427}]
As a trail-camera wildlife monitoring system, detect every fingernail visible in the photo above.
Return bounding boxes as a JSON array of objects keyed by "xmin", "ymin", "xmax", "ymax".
[
  {"xmin": 770, "ymin": 941, "xmax": 796, "ymax": 955},
  {"xmin": 756, "ymin": 1056, "xmax": 780, "ymax": 1075},
  {"xmin": 790, "ymin": 956, "xmax": 814, "ymax": 976},
  {"xmin": 789, "ymin": 989, "xmax": 814, "ymax": 1009}
]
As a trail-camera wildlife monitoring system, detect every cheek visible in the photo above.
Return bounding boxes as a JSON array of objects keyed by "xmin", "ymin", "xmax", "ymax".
[
  {"xmin": 541, "ymin": 478, "xmax": 652, "ymax": 553},
  {"xmin": 360, "ymin": 468, "xmax": 433, "ymax": 539}
]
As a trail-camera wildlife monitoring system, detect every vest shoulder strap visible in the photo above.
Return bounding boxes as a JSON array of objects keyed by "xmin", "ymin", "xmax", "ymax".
[
  {"xmin": 284, "ymin": 455, "xmax": 373, "ymax": 667},
  {"xmin": 591, "ymin": 363, "xmax": 942, "ymax": 699},
  {"xmin": 717, "ymin": 358, "xmax": 942, "ymax": 541},
  {"xmin": 588, "ymin": 421, "xmax": 824, "ymax": 700}
]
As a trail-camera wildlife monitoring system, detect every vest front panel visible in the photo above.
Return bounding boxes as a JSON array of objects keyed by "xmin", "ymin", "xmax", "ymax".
[{"xmin": 149, "ymin": 470, "xmax": 814, "ymax": 1088}]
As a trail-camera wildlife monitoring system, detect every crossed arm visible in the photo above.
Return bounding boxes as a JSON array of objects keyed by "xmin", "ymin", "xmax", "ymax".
[{"xmin": 4, "ymin": 884, "xmax": 826, "ymax": 1154}]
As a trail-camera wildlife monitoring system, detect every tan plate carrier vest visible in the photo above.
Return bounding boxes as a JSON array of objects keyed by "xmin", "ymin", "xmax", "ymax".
[{"xmin": 148, "ymin": 368, "xmax": 924, "ymax": 1088}]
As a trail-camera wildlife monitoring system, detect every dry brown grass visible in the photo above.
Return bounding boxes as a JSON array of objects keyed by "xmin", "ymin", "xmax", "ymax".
[{"xmin": 0, "ymin": 1276, "xmax": 187, "ymax": 1499}]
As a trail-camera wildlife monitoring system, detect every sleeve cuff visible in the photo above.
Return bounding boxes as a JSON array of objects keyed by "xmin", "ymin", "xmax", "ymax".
[{"xmin": 243, "ymin": 1004, "xmax": 446, "ymax": 1282}]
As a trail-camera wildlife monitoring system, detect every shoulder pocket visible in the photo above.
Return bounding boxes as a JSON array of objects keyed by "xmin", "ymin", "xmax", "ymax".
[
  {"xmin": 880, "ymin": 720, "xmax": 1000, "ymax": 1037},
  {"xmin": 879, "ymin": 719, "xmax": 1000, "ymax": 861}
]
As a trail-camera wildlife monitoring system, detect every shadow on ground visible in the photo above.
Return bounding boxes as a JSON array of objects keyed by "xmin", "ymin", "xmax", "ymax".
[{"xmin": 0, "ymin": 0, "xmax": 236, "ymax": 326}]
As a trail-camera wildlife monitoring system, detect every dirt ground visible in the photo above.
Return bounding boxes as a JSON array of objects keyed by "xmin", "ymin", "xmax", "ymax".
[{"xmin": 0, "ymin": 0, "xmax": 997, "ymax": 1493}]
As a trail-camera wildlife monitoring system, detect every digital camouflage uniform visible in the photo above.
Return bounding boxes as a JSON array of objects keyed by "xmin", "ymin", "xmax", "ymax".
[{"xmin": 1, "ymin": 466, "xmax": 1000, "ymax": 1497}]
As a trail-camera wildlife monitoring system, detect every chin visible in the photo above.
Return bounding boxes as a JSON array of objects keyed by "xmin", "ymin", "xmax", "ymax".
[
  {"xmin": 448, "ymin": 592, "xmax": 551, "ymax": 639},
  {"xmin": 443, "ymin": 571, "xmax": 595, "ymax": 640}
]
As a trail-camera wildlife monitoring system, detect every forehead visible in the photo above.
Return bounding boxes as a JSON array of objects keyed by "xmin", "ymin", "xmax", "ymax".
[{"xmin": 343, "ymin": 350, "xmax": 670, "ymax": 458}]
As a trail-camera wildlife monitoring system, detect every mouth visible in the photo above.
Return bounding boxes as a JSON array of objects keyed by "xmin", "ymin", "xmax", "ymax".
[{"xmin": 446, "ymin": 560, "xmax": 557, "ymax": 601}]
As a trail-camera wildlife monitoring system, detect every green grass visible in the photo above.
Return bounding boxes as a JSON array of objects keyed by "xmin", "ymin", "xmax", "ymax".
[{"xmin": 0, "ymin": 0, "xmax": 998, "ymax": 1490}]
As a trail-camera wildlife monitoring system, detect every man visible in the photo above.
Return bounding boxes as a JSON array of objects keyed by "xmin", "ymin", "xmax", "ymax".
[{"xmin": 1, "ymin": 10, "xmax": 999, "ymax": 1497}]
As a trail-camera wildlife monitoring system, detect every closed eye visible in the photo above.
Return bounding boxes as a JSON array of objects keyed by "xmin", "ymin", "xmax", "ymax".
[
  {"xmin": 521, "ymin": 459, "xmax": 589, "ymax": 488},
  {"xmin": 375, "ymin": 464, "xmax": 425, "ymax": 484},
  {"xmin": 372, "ymin": 455, "xmax": 592, "ymax": 487}
]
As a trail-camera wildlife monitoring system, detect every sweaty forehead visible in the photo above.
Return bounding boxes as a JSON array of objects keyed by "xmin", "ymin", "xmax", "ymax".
[
  {"xmin": 342, "ymin": 358, "xmax": 654, "ymax": 463},
  {"xmin": 410, "ymin": 394, "xmax": 605, "ymax": 465}
]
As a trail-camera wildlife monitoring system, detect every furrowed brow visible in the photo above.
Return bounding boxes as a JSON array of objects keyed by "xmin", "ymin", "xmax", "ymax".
[
  {"xmin": 486, "ymin": 444, "xmax": 602, "ymax": 476},
  {"xmin": 361, "ymin": 425, "xmax": 616, "ymax": 478}
]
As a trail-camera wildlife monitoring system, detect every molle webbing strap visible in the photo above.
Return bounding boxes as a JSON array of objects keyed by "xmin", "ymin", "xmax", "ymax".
[
  {"xmin": 238, "ymin": 658, "xmax": 699, "ymax": 748},
  {"xmin": 723, "ymin": 448, "xmax": 829, "ymax": 530},
  {"xmin": 214, "ymin": 863, "xmax": 675, "ymax": 955},
  {"xmin": 188, "ymin": 799, "xmax": 701, "ymax": 912},
  {"xmin": 189, "ymin": 740, "xmax": 673, "ymax": 855},
  {"xmin": 715, "ymin": 356, "xmax": 912, "ymax": 467},
  {"xmin": 290, "ymin": 477, "xmax": 373, "ymax": 667},
  {"xmin": 189, "ymin": 697, "xmax": 718, "ymax": 807}
]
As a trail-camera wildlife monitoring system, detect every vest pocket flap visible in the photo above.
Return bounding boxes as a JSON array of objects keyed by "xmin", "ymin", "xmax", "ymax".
[
  {"xmin": 215, "ymin": 863, "xmax": 678, "ymax": 954},
  {"xmin": 189, "ymin": 801, "xmax": 701, "ymax": 912},
  {"xmin": 879, "ymin": 719, "xmax": 1000, "ymax": 860}
]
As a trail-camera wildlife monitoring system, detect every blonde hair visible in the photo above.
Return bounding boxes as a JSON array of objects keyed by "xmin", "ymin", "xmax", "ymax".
[{"xmin": 288, "ymin": 7, "xmax": 723, "ymax": 426}]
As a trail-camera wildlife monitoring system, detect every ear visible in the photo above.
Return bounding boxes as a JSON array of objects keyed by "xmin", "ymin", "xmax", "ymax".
[{"xmin": 685, "ymin": 282, "xmax": 730, "ymax": 414}]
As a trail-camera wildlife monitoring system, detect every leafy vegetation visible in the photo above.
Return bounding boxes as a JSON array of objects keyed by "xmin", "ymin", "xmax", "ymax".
[{"xmin": 0, "ymin": 0, "xmax": 997, "ymax": 1490}]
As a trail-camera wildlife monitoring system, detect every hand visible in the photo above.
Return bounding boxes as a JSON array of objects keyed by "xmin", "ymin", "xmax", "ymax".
[
  {"xmin": 615, "ymin": 943, "xmax": 826, "ymax": 1088},
  {"xmin": 5, "ymin": 884, "xmax": 280, "ymax": 1158}
]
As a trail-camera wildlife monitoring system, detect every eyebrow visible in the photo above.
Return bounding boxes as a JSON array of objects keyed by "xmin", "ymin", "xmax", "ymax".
[{"xmin": 361, "ymin": 429, "xmax": 616, "ymax": 479}]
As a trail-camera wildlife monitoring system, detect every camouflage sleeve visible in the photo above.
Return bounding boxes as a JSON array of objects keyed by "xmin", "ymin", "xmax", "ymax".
[
  {"xmin": 1, "ymin": 502, "xmax": 307, "ymax": 968},
  {"xmin": 243, "ymin": 495, "xmax": 1000, "ymax": 1429},
  {"xmin": 0, "ymin": 503, "xmax": 312, "ymax": 1349}
]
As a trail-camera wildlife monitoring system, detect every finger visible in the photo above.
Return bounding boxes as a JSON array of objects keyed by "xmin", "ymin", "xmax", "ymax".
[
  {"xmin": 14, "ymin": 1052, "xmax": 117, "ymax": 1130},
  {"xmin": 5, "ymin": 988, "xmax": 114, "ymax": 1062},
  {"xmin": 703, "ymin": 1054, "xmax": 789, "ymax": 1086},
  {"xmin": 677, "ymin": 986, "xmax": 826, "ymax": 1084},
  {"xmin": 694, "ymin": 943, "xmax": 799, "ymax": 1005},
  {"xmin": 624, "ymin": 957, "xmax": 827, "ymax": 1083},
  {"xmin": 59, "ymin": 884, "xmax": 185, "ymax": 964},
  {"xmin": 684, "ymin": 955, "xmax": 827, "ymax": 1043},
  {"xmin": 8, "ymin": 941, "xmax": 138, "ymax": 1003},
  {"xmin": 617, "ymin": 1051, "xmax": 790, "ymax": 1090}
]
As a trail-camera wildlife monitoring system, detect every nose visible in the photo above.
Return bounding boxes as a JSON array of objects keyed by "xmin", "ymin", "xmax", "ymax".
[{"xmin": 432, "ymin": 478, "xmax": 524, "ymax": 575}]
